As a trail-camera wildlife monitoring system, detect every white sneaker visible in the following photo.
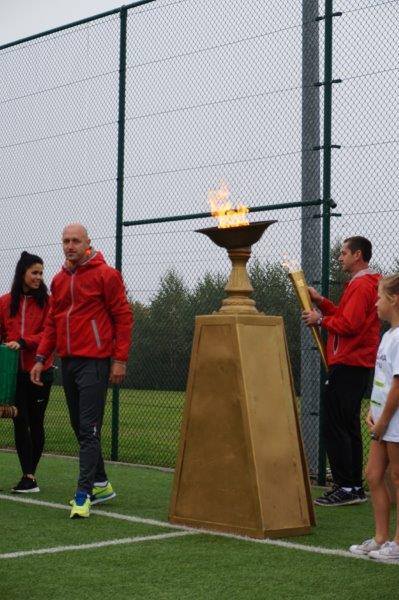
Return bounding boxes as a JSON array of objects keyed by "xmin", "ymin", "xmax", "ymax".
[
  {"xmin": 369, "ymin": 541, "xmax": 399, "ymax": 561},
  {"xmin": 349, "ymin": 538, "xmax": 382, "ymax": 555}
]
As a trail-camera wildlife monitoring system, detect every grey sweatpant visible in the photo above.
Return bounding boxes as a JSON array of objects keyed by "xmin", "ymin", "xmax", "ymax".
[{"xmin": 61, "ymin": 357, "xmax": 110, "ymax": 494}]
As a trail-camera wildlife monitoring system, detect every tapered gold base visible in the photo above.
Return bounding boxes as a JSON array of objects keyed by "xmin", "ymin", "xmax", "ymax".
[{"xmin": 169, "ymin": 314, "xmax": 315, "ymax": 538}]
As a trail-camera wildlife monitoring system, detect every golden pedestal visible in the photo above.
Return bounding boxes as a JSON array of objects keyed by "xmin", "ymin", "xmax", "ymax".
[
  {"xmin": 169, "ymin": 221, "xmax": 315, "ymax": 538},
  {"xmin": 169, "ymin": 313, "xmax": 315, "ymax": 538}
]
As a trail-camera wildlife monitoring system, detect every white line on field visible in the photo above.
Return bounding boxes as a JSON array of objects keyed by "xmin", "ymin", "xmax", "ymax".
[
  {"xmin": 0, "ymin": 493, "xmax": 397, "ymax": 565},
  {"xmin": 0, "ymin": 493, "xmax": 189, "ymax": 531},
  {"xmin": 0, "ymin": 531, "xmax": 195, "ymax": 560}
]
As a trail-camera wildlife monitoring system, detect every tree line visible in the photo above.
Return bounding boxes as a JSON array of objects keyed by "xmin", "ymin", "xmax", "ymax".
[
  {"xmin": 125, "ymin": 240, "xmax": 390, "ymax": 394},
  {"xmin": 126, "ymin": 259, "xmax": 302, "ymax": 392}
]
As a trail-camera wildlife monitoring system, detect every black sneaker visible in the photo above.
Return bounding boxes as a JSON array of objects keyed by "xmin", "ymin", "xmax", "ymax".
[
  {"xmin": 319, "ymin": 484, "xmax": 340, "ymax": 499},
  {"xmin": 11, "ymin": 476, "xmax": 40, "ymax": 493},
  {"xmin": 353, "ymin": 487, "xmax": 367, "ymax": 503},
  {"xmin": 314, "ymin": 487, "xmax": 362, "ymax": 506}
]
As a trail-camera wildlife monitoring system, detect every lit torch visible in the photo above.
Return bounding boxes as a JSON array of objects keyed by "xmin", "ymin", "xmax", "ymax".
[
  {"xmin": 208, "ymin": 180, "xmax": 249, "ymax": 229},
  {"xmin": 282, "ymin": 258, "xmax": 328, "ymax": 370}
]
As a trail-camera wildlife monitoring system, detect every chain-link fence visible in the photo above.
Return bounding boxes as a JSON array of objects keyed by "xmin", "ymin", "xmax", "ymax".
[
  {"xmin": 0, "ymin": 6, "xmax": 123, "ymax": 462},
  {"xmin": 326, "ymin": 0, "xmax": 399, "ymax": 481},
  {"xmin": 0, "ymin": 0, "xmax": 397, "ymax": 478}
]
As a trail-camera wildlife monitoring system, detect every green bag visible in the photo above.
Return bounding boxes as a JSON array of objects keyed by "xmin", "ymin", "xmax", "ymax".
[{"xmin": 0, "ymin": 345, "xmax": 18, "ymax": 406}]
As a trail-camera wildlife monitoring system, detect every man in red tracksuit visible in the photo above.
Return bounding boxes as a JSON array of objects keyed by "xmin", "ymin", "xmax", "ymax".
[
  {"xmin": 31, "ymin": 223, "xmax": 133, "ymax": 518},
  {"xmin": 303, "ymin": 236, "xmax": 380, "ymax": 506}
]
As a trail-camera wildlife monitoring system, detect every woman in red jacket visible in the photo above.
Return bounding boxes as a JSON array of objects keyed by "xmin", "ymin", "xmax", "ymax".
[{"xmin": 0, "ymin": 251, "xmax": 53, "ymax": 493}]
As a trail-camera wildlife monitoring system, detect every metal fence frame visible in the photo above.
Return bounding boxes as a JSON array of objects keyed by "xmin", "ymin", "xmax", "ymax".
[{"xmin": 0, "ymin": 0, "xmax": 353, "ymax": 483}]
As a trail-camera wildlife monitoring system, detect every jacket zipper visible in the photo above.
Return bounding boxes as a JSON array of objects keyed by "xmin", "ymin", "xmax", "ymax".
[
  {"xmin": 20, "ymin": 296, "xmax": 27, "ymax": 370},
  {"xmin": 66, "ymin": 274, "xmax": 75, "ymax": 355},
  {"xmin": 333, "ymin": 334, "xmax": 339, "ymax": 355},
  {"xmin": 91, "ymin": 319, "xmax": 102, "ymax": 348}
]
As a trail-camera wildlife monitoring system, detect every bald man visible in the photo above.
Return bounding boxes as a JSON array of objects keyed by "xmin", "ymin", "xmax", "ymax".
[{"xmin": 31, "ymin": 224, "xmax": 133, "ymax": 518}]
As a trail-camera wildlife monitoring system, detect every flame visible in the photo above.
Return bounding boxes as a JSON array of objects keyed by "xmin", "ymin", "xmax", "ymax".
[
  {"xmin": 208, "ymin": 181, "xmax": 249, "ymax": 229},
  {"xmin": 281, "ymin": 254, "xmax": 301, "ymax": 273}
]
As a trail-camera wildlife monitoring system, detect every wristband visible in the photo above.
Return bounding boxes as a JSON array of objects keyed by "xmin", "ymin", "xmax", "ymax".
[
  {"xmin": 317, "ymin": 317, "xmax": 323, "ymax": 327},
  {"xmin": 35, "ymin": 355, "xmax": 45, "ymax": 364}
]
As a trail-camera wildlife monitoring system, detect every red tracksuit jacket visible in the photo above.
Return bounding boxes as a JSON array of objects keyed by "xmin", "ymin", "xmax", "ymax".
[
  {"xmin": 37, "ymin": 252, "xmax": 133, "ymax": 361},
  {"xmin": 0, "ymin": 293, "xmax": 52, "ymax": 372},
  {"xmin": 319, "ymin": 270, "xmax": 381, "ymax": 368}
]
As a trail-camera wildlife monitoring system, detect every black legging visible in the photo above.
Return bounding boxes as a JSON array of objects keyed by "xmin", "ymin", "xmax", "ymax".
[{"xmin": 13, "ymin": 371, "xmax": 52, "ymax": 475}]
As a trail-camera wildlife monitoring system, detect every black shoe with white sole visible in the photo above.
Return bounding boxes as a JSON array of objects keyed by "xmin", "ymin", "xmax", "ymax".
[
  {"xmin": 11, "ymin": 476, "xmax": 40, "ymax": 493},
  {"xmin": 353, "ymin": 487, "xmax": 367, "ymax": 503},
  {"xmin": 314, "ymin": 487, "xmax": 363, "ymax": 506}
]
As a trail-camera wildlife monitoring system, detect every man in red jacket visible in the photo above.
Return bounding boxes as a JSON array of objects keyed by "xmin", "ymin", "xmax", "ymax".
[
  {"xmin": 31, "ymin": 223, "xmax": 133, "ymax": 518},
  {"xmin": 302, "ymin": 236, "xmax": 380, "ymax": 506}
]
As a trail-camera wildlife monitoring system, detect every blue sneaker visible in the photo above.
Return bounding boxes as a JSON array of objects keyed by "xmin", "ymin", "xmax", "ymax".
[{"xmin": 70, "ymin": 491, "xmax": 90, "ymax": 519}]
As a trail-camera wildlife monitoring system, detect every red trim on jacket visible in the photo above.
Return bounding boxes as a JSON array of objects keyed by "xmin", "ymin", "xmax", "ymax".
[
  {"xmin": 0, "ymin": 293, "xmax": 52, "ymax": 372},
  {"xmin": 37, "ymin": 252, "xmax": 133, "ymax": 361},
  {"xmin": 319, "ymin": 271, "xmax": 381, "ymax": 368}
]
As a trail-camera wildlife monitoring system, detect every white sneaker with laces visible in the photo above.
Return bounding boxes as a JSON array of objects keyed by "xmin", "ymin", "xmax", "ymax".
[
  {"xmin": 349, "ymin": 538, "xmax": 382, "ymax": 555},
  {"xmin": 369, "ymin": 541, "xmax": 399, "ymax": 561}
]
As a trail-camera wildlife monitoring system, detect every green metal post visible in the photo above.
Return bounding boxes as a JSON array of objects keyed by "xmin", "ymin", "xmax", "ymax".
[
  {"xmin": 318, "ymin": 0, "xmax": 334, "ymax": 485},
  {"xmin": 111, "ymin": 6, "xmax": 128, "ymax": 462},
  {"xmin": 122, "ymin": 200, "xmax": 324, "ymax": 228},
  {"xmin": 301, "ymin": 0, "xmax": 321, "ymax": 481}
]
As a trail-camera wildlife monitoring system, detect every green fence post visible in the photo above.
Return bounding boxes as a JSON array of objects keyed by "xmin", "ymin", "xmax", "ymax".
[
  {"xmin": 301, "ymin": 0, "xmax": 321, "ymax": 480},
  {"xmin": 317, "ymin": 0, "xmax": 335, "ymax": 486},
  {"xmin": 112, "ymin": 5, "xmax": 128, "ymax": 462}
]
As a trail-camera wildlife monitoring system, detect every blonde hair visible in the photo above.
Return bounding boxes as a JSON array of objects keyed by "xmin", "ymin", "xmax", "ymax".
[{"xmin": 379, "ymin": 274, "xmax": 399, "ymax": 300}]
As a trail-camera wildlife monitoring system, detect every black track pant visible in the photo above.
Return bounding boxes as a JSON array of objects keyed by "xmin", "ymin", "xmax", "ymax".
[
  {"xmin": 323, "ymin": 364, "xmax": 371, "ymax": 488},
  {"xmin": 61, "ymin": 357, "xmax": 110, "ymax": 494},
  {"xmin": 13, "ymin": 371, "xmax": 52, "ymax": 475}
]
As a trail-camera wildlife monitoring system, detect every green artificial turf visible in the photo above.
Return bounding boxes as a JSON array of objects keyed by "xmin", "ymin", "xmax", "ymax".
[{"xmin": 0, "ymin": 451, "xmax": 397, "ymax": 600}]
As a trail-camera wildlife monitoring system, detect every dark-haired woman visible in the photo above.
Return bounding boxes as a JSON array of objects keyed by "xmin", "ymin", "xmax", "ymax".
[{"xmin": 0, "ymin": 252, "xmax": 53, "ymax": 492}]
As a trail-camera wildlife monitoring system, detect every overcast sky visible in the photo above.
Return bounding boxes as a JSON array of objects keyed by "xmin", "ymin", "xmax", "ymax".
[
  {"xmin": 0, "ymin": 1, "xmax": 397, "ymax": 301},
  {"xmin": 0, "ymin": 0, "xmax": 126, "ymax": 46},
  {"xmin": 0, "ymin": 0, "xmax": 308, "ymax": 300}
]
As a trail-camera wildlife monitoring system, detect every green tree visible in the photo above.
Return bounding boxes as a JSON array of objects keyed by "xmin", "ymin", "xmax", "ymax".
[
  {"xmin": 249, "ymin": 259, "xmax": 300, "ymax": 391},
  {"xmin": 127, "ymin": 241, "xmax": 386, "ymax": 393},
  {"xmin": 329, "ymin": 238, "xmax": 348, "ymax": 305},
  {"xmin": 127, "ymin": 271, "xmax": 193, "ymax": 390},
  {"xmin": 190, "ymin": 272, "xmax": 226, "ymax": 316},
  {"xmin": 148, "ymin": 270, "xmax": 193, "ymax": 390},
  {"xmin": 126, "ymin": 301, "xmax": 152, "ymax": 389}
]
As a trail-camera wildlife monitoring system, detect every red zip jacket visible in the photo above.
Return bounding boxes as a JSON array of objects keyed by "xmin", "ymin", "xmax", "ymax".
[
  {"xmin": 0, "ymin": 293, "xmax": 52, "ymax": 372},
  {"xmin": 319, "ymin": 270, "xmax": 381, "ymax": 368},
  {"xmin": 37, "ymin": 252, "xmax": 133, "ymax": 361}
]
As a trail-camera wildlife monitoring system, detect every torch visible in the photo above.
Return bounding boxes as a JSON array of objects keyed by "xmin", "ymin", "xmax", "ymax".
[{"xmin": 283, "ymin": 260, "xmax": 328, "ymax": 370}]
